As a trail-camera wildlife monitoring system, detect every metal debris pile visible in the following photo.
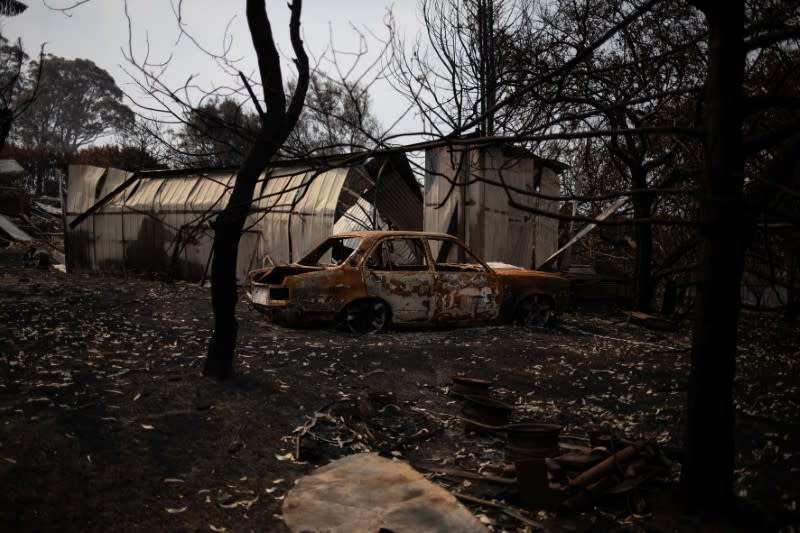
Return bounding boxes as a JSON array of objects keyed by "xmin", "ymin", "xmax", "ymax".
[
  {"xmin": 0, "ymin": 190, "xmax": 65, "ymax": 268},
  {"xmin": 291, "ymin": 392, "xmax": 443, "ymax": 463},
  {"xmin": 284, "ymin": 375, "xmax": 683, "ymax": 531},
  {"xmin": 423, "ymin": 375, "xmax": 683, "ymax": 529}
]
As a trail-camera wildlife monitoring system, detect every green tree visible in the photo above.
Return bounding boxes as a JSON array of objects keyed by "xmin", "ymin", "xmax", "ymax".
[
  {"xmin": 174, "ymin": 97, "xmax": 260, "ymax": 167},
  {"xmin": 11, "ymin": 56, "xmax": 134, "ymax": 154},
  {"xmin": 0, "ymin": 31, "xmax": 40, "ymax": 151},
  {"xmin": 0, "ymin": 0, "xmax": 27, "ymax": 15},
  {"xmin": 70, "ymin": 144, "xmax": 160, "ymax": 170},
  {"xmin": 285, "ymin": 72, "xmax": 379, "ymax": 156},
  {"xmin": 173, "ymin": 73, "xmax": 378, "ymax": 168}
]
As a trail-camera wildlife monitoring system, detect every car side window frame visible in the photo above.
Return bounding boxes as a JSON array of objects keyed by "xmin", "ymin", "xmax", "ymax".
[
  {"xmin": 426, "ymin": 237, "xmax": 494, "ymax": 273},
  {"xmin": 364, "ymin": 237, "xmax": 432, "ymax": 272}
]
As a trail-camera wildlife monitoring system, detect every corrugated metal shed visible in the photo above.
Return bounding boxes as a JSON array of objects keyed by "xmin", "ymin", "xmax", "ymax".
[
  {"xmin": 254, "ymin": 167, "xmax": 350, "ymax": 266},
  {"xmin": 424, "ymin": 143, "xmax": 563, "ymax": 269},
  {"xmin": 66, "ymin": 153, "xmax": 423, "ymax": 282}
]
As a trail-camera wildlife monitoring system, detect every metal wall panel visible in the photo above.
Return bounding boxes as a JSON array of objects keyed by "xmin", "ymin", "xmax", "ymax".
[
  {"xmin": 290, "ymin": 168, "xmax": 349, "ymax": 260},
  {"xmin": 67, "ymin": 157, "xmax": 423, "ymax": 281},
  {"xmin": 423, "ymin": 145, "xmax": 561, "ymax": 269},
  {"xmin": 66, "ymin": 165, "xmax": 107, "ymax": 270}
]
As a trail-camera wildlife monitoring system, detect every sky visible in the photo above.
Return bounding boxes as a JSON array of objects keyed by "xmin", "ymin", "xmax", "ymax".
[{"xmin": 3, "ymin": 0, "xmax": 425, "ymax": 141}]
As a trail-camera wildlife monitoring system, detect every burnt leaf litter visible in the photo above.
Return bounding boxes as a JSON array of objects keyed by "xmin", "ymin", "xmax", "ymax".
[{"xmin": 1, "ymin": 247, "xmax": 798, "ymax": 532}]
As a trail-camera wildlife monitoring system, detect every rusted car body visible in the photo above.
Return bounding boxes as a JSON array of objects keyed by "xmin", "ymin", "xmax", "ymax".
[{"xmin": 246, "ymin": 231, "xmax": 569, "ymax": 332}]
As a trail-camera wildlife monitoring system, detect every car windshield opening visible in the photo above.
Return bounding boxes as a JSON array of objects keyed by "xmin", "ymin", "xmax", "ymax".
[{"xmin": 297, "ymin": 237, "xmax": 362, "ymax": 266}]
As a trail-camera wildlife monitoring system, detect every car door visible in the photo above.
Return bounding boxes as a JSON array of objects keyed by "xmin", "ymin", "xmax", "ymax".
[
  {"xmin": 427, "ymin": 237, "xmax": 502, "ymax": 323},
  {"xmin": 362, "ymin": 237, "xmax": 435, "ymax": 324}
]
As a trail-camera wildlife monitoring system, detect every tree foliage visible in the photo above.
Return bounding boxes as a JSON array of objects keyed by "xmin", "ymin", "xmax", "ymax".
[
  {"xmin": 11, "ymin": 55, "xmax": 134, "ymax": 154},
  {"xmin": 0, "ymin": 0, "xmax": 27, "ymax": 16},
  {"xmin": 172, "ymin": 73, "xmax": 378, "ymax": 168},
  {"xmin": 285, "ymin": 72, "xmax": 379, "ymax": 156},
  {"xmin": 69, "ymin": 144, "xmax": 160, "ymax": 170},
  {"xmin": 174, "ymin": 98, "xmax": 260, "ymax": 167},
  {"xmin": 0, "ymin": 31, "xmax": 40, "ymax": 150}
]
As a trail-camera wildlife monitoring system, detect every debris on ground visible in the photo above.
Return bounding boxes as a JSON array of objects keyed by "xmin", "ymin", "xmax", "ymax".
[
  {"xmin": 626, "ymin": 311, "xmax": 677, "ymax": 332},
  {"xmin": 286, "ymin": 378, "xmax": 684, "ymax": 531},
  {"xmin": 1, "ymin": 247, "xmax": 797, "ymax": 532}
]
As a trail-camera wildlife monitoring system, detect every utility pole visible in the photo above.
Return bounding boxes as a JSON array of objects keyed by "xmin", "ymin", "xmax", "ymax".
[
  {"xmin": 477, "ymin": 0, "xmax": 496, "ymax": 136},
  {"xmin": 486, "ymin": 0, "xmax": 496, "ymax": 136}
]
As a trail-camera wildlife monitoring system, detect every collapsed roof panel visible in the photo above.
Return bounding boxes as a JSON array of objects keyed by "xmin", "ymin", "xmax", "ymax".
[{"xmin": 0, "ymin": 213, "xmax": 33, "ymax": 241}]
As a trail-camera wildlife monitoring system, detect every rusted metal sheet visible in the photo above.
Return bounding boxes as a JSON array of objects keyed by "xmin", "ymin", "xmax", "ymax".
[
  {"xmin": 282, "ymin": 453, "xmax": 489, "ymax": 533},
  {"xmin": 460, "ymin": 395, "xmax": 514, "ymax": 430},
  {"xmin": 450, "ymin": 375, "xmax": 494, "ymax": 398},
  {"xmin": 366, "ymin": 270, "xmax": 434, "ymax": 322},
  {"xmin": 434, "ymin": 271, "xmax": 501, "ymax": 321}
]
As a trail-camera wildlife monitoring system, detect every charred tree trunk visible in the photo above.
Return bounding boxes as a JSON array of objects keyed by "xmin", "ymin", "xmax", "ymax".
[
  {"xmin": 204, "ymin": 136, "xmax": 276, "ymax": 379},
  {"xmin": 202, "ymin": 0, "xmax": 309, "ymax": 380},
  {"xmin": 631, "ymin": 166, "xmax": 653, "ymax": 311},
  {"xmin": 682, "ymin": 0, "xmax": 745, "ymax": 513},
  {"xmin": 0, "ymin": 107, "xmax": 11, "ymax": 152}
]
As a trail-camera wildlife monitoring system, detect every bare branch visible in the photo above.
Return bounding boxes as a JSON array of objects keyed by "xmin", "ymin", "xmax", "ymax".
[
  {"xmin": 239, "ymin": 71, "xmax": 265, "ymax": 119},
  {"xmin": 286, "ymin": 0, "xmax": 309, "ymax": 129}
]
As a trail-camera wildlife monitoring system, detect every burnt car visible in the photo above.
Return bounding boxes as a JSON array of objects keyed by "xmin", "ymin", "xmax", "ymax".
[{"xmin": 247, "ymin": 231, "xmax": 569, "ymax": 333}]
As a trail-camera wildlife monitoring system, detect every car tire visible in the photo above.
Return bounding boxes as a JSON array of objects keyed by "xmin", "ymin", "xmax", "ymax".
[
  {"xmin": 515, "ymin": 295, "xmax": 553, "ymax": 328},
  {"xmin": 344, "ymin": 299, "xmax": 390, "ymax": 334}
]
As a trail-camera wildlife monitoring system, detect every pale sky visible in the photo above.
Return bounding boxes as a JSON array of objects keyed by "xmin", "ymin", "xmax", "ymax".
[{"xmin": 3, "ymin": 0, "xmax": 425, "ymax": 140}]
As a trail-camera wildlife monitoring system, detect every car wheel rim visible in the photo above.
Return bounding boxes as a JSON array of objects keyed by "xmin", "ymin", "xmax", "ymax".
[
  {"xmin": 518, "ymin": 296, "xmax": 552, "ymax": 328},
  {"xmin": 346, "ymin": 301, "xmax": 387, "ymax": 333}
]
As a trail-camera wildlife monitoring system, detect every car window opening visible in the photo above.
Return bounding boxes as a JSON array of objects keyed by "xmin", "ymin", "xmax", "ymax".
[{"xmin": 298, "ymin": 237, "xmax": 363, "ymax": 266}]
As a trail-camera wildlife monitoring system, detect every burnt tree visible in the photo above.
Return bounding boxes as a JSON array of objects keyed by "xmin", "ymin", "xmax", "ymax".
[
  {"xmin": 203, "ymin": 0, "xmax": 309, "ymax": 380},
  {"xmin": 682, "ymin": 0, "xmax": 745, "ymax": 513}
]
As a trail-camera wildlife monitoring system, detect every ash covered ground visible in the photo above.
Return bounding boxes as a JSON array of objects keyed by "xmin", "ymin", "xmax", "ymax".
[{"xmin": 1, "ymin": 247, "xmax": 798, "ymax": 532}]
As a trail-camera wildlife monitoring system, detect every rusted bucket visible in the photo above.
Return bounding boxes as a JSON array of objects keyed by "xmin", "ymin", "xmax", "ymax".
[
  {"xmin": 505, "ymin": 422, "xmax": 562, "ymax": 456},
  {"xmin": 588, "ymin": 427, "xmax": 613, "ymax": 449},
  {"xmin": 507, "ymin": 423, "xmax": 563, "ymax": 510},
  {"xmin": 460, "ymin": 395, "xmax": 513, "ymax": 431},
  {"xmin": 451, "ymin": 375, "xmax": 494, "ymax": 398},
  {"xmin": 515, "ymin": 459, "xmax": 563, "ymax": 510}
]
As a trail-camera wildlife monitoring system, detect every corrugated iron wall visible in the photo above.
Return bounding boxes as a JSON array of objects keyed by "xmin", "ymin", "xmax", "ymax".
[
  {"xmin": 423, "ymin": 145, "xmax": 561, "ymax": 269},
  {"xmin": 254, "ymin": 167, "xmax": 349, "ymax": 265},
  {"xmin": 66, "ymin": 157, "xmax": 423, "ymax": 281}
]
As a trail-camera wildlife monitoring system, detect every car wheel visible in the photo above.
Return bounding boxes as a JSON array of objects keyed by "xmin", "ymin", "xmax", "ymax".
[
  {"xmin": 515, "ymin": 295, "xmax": 553, "ymax": 328},
  {"xmin": 344, "ymin": 300, "xmax": 390, "ymax": 334}
]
